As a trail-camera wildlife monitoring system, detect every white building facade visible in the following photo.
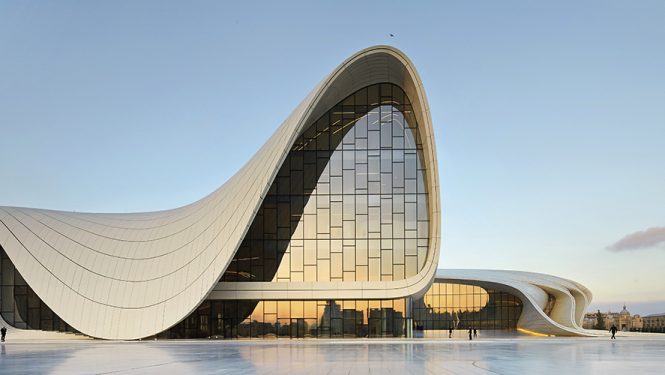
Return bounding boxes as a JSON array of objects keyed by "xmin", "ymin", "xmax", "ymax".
[{"xmin": 0, "ymin": 46, "xmax": 591, "ymax": 339}]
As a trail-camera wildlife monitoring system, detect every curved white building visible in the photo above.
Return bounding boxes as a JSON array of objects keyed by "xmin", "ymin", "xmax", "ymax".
[
  {"xmin": 0, "ymin": 46, "xmax": 591, "ymax": 339},
  {"xmin": 430, "ymin": 270, "xmax": 593, "ymax": 337}
]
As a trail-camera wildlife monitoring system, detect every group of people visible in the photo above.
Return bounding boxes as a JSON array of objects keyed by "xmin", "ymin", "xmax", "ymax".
[
  {"xmin": 446, "ymin": 328, "xmax": 478, "ymax": 340},
  {"xmin": 446, "ymin": 325, "xmax": 621, "ymax": 340},
  {"xmin": 468, "ymin": 328, "xmax": 478, "ymax": 340}
]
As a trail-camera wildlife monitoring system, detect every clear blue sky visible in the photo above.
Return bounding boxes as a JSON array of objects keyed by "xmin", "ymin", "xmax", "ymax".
[{"xmin": 1, "ymin": 1, "xmax": 664, "ymax": 315}]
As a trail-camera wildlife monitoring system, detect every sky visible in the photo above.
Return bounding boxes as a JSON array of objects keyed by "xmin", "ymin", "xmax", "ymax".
[{"xmin": 1, "ymin": 1, "xmax": 664, "ymax": 315}]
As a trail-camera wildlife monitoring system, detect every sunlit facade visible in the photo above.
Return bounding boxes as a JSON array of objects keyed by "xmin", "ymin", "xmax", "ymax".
[
  {"xmin": 157, "ymin": 281, "xmax": 524, "ymax": 339},
  {"xmin": 221, "ymin": 83, "xmax": 429, "ymax": 284},
  {"xmin": 0, "ymin": 46, "xmax": 592, "ymax": 340},
  {"xmin": 415, "ymin": 282, "xmax": 523, "ymax": 335}
]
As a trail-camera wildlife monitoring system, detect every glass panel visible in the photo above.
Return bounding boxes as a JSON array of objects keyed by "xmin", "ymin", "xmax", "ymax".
[
  {"xmin": 412, "ymin": 282, "xmax": 523, "ymax": 337},
  {"xmin": 220, "ymin": 84, "xmax": 429, "ymax": 284},
  {"xmin": 0, "ymin": 247, "xmax": 75, "ymax": 333}
]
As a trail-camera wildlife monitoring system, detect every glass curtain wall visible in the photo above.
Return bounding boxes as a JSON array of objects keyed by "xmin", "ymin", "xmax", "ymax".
[
  {"xmin": 413, "ymin": 282, "xmax": 523, "ymax": 337},
  {"xmin": 159, "ymin": 299, "xmax": 407, "ymax": 339},
  {"xmin": 160, "ymin": 281, "xmax": 523, "ymax": 339},
  {"xmin": 0, "ymin": 246, "xmax": 76, "ymax": 333},
  {"xmin": 222, "ymin": 83, "xmax": 430, "ymax": 283}
]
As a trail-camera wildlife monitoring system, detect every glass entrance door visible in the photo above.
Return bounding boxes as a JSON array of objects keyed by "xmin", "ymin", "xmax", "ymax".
[{"xmin": 291, "ymin": 318, "xmax": 306, "ymax": 338}]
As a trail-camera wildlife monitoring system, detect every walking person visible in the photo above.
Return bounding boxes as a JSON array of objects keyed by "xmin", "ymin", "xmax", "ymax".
[
  {"xmin": 468, "ymin": 328, "xmax": 472, "ymax": 340},
  {"xmin": 448, "ymin": 328, "xmax": 453, "ymax": 338},
  {"xmin": 1, "ymin": 326, "xmax": 6, "ymax": 342},
  {"xmin": 473, "ymin": 328, "xmax": 477, "ymax": 338},
  {"xmin": 610, "ymin": 324, "xmax": 618, "ymax": 339}
]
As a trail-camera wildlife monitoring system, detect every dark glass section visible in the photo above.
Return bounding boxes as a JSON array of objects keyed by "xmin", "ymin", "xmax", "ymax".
[
  {"xmin": 157, "ymin": 280, "xmax": 524, "ymax": 339},
  {"xmin": 222, "ymin": 83, "xmax": 429, "ymax": 283},
  {"xmin": 0, "ymin": 246, "xmax": 77, "ymax": 333},
  {"xmin": 413, "ymin": 282, "xmax": 523, "ymax": 337},
  {"xmin": 156, "ymin": 299, "xmax": 407, "ymax": 339}
]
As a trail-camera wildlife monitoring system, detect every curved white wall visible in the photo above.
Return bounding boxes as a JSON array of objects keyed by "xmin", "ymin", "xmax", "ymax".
[
  {"xmin": 0, "ymin": 46, "xmax": 441, "ymax": 340},
  {"xmin": 436, "ymin": 269, "xmax": 595, "ymax": 336}
]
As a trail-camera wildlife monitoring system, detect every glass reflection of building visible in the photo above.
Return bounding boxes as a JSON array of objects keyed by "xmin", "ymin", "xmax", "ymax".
[
  {"xmin": 164, "ymin": 299, "xmax": 406, "ymax": 339},
  {"xmin": 413, "ymin": 282, "xmax": 523, "ymax": 337},
  {"xmin": 2, "ymin": 244, "xmax": 524, "ymax": 339},
  {"xmin": 159, "ymin": 281, "xmax": 522, "ymax": 339},
  {"xmin": 162, "ymin": 83, "xmax": 424, "ymax": 339},
  {"xmin": 221, "ymin": 83, "xmax": 430, "ymax": 284}
]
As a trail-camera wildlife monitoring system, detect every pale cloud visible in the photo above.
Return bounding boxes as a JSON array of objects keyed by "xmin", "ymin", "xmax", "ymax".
[{"xmin": 607, "ymin": 226, "xmax": 665, "ymax": 252}]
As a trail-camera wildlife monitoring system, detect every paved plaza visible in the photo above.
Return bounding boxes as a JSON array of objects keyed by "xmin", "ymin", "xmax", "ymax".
[{"xmin": 0, "ymin": 336, "xmax": 663, "ymax": 374}]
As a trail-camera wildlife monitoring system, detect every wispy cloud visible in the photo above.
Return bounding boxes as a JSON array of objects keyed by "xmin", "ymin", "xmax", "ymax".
[{"xmin": 607, "ymin": 226, "xmax": 665, "ymax": 252}]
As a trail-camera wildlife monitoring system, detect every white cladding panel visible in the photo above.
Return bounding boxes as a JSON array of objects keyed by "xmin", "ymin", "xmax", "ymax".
[{"xmin": 0, "ymin": 46, "xmax": 441, "ymax": 340}]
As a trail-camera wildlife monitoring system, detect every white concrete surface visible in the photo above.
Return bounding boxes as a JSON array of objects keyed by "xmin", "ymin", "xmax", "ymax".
[{"xmin": 0, "ymin": 337, "xmax": 663, "ymax": 374}]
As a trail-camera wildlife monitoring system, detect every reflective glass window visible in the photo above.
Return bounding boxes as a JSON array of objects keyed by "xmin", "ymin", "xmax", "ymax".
[
  {"xmin": 221, "ymin": 84, "xmax": 430, "ymax": 283},
  {"xmin": 413, "ymin": 281, "xmax": 523, "ymax": 337}
]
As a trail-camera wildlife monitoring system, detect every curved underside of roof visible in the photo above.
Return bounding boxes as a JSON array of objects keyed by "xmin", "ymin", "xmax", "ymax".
[
  {"xmin": 0, "ymin": 46, "xmax": 440, "ymax": 340},
  {"xmin": 436, "ymin": 269, "xmax": 595, "ymax": 337}
]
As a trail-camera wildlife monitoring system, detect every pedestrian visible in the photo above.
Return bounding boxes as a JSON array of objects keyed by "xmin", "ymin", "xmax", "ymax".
[
  {"xmin": 448, "ymin": 328, "xmax": 453, "ymax": 338},
  {"xmin": 473, "ymin": 328, "xmax": 477, "ymax": 338},
  {"xmin": 1, "ymin": 326, "xmax": 6, "ymax": 342},
  {"xmin": 468, "ymin": 328, "xmax": 472, "ymax": 340},
  {"xmin": 609, "ymin": 324, "xmax": 618, "ymax": 339}
]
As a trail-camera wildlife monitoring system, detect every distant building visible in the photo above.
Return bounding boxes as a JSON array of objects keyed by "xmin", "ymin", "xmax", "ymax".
[
  {"xmin": 582, "ymin": 312, "xmax": 598, "ymax": 329},
  {"xmin": 643, "ymin": 313, "xmax": 665, "ymax": 333},
  {"xmin": 631, "ymin": 314, "xmax": 643, "ymax": 331},
  {"xmin": 616, "ymin": 305, "xmax": 641, "ymax": 331},
  {"xmin": 583, "ymin": 305, "xmax": 644, "ymax": 332}
]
